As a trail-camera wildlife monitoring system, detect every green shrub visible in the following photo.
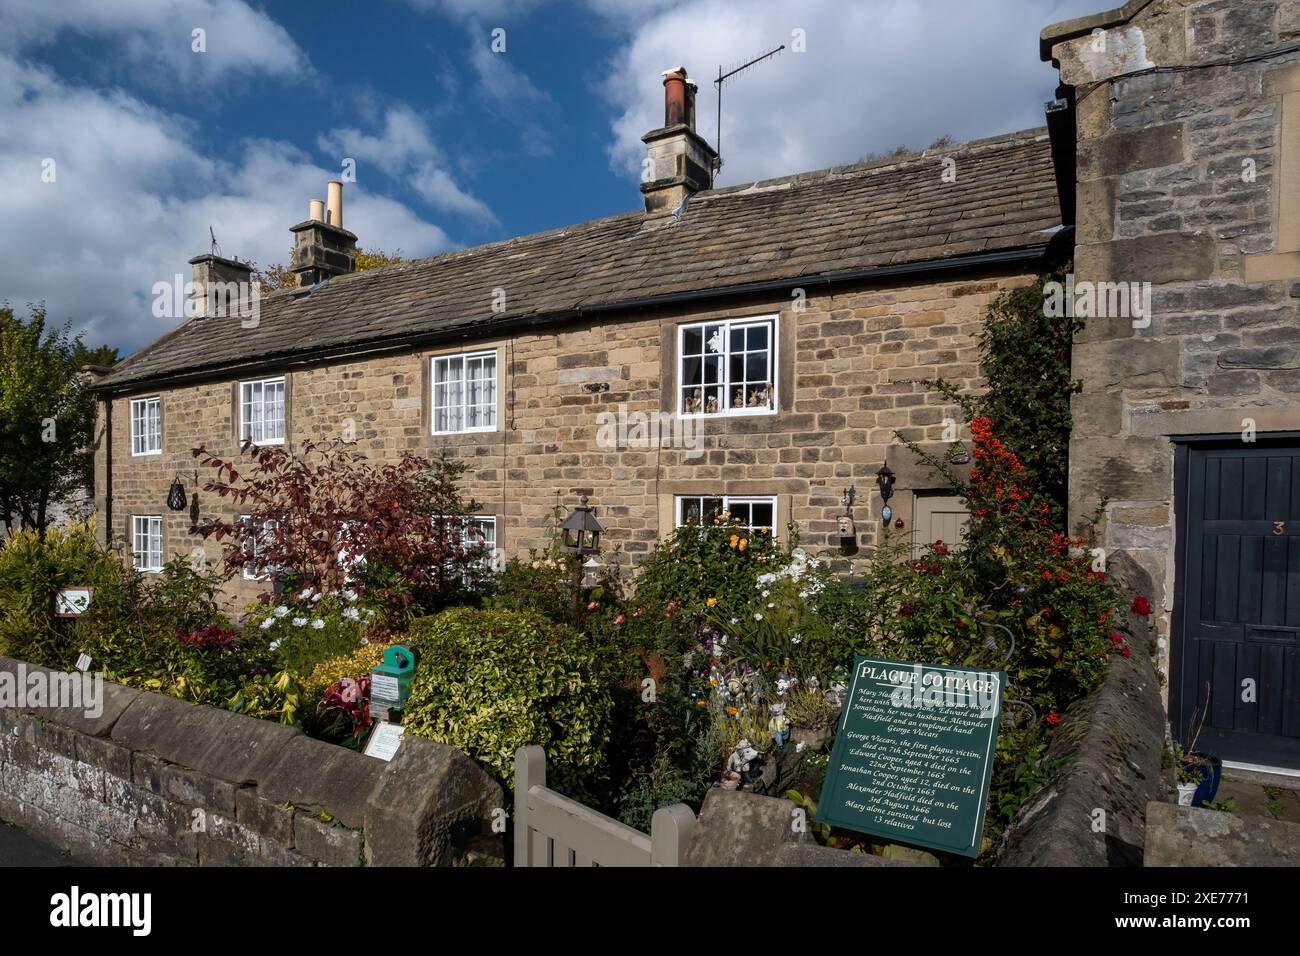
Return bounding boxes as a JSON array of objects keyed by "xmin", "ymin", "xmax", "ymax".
[
  {"xmin": 246, "ymin": 587, "xmax": 376, "ymax": 676},
  {"xmin": 76, "ymin": 557, "xmax": 269, "ymax": 706},
  {"xmin": 617, "ymin": 752, "xmax": 712, "ymax": 833},
  {"xmin": 486, "ymin": 555, "xmax": 579, "ymax": 622},
  {"xmin": 0, "ymin": 522, "xmax": 123, "ymax": 667},
  {"xmin": 403, "ymin": 608, "xmax": 613, "ymax": 796}
]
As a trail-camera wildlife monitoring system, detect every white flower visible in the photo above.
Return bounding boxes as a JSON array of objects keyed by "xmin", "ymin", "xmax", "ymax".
[
  {"xmin": 761, "ymin": 589, "xmax": 770, "ymax": 598},
  {"xmin": 259, "ymin": 617, "xmax": 274, "ymax": 631},
  {"xmin": 729, "ymin": 617, "xmax": 739, "ymax": 625},
  {"xmin": 273, "ymin": 605, "xmax": 290, "ymax": 618},
  {"xmin": 753, "ymin": 613, "xmax": 763, "ymax": 621},
  {"xmin": 298, "ymin": 588, "xmax": 313, "ymax": 600},
  {"xmin": 792, "ymin": 548, "xmax": 808, "ymax": 563},
  {"xmin": 310, "ymin": 619, "xmax": 325, "ymax": 630},
  {"xmin": 365, "ymin": 609, "xmax": 375, "ymax": 619},
  {"xmin": 342, "ymin": 607, "xmax": 360, "ymax": 621},
  {"xmin": 767, "ymin": 602, "xmax": 775, "ymax": 609},
  {"xmin": 792, "ymin": 635, "xmax": 802, "ymax": 645},
  {"xmin": 291, "ymin": 616, "xmax": 307, "ymax": 627},
  {"xmin": 757, "ymin": 573, "xmax": 776, "ymax": 587},
  {"xmin": 269, "ymin": 639, "xmax": 281, "ymax": 652},
  {"xmin": 342, "ymin": 588, "xmax": 358, "ymax": 602},
  {"xmin": 795, "ymin": 741, "xmax": 806, "ymax": 753},
  {"xmin": 311, "ymin": 593, "xmax": 322, "ymax": 602},
  {"xmin": 717, "ymin": 635, "xmax": 728, "ymax": 647}
]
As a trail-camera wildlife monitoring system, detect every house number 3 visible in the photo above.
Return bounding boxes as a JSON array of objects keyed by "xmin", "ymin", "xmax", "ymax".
[{"xmin": 1275, "ymin": 521, "xmax": 1286, "ymax": 536}]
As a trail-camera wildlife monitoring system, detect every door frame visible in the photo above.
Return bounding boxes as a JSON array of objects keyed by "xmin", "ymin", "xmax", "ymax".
[{"xmin": 1170, "ymin": 430, "xmax": 1300, "ymax": 757}]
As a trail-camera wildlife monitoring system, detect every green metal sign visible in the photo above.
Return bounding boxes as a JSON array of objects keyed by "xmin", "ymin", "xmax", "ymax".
[{"xmin": 817, "ymin": 656, "xmax": 1005, "ymax": 858}]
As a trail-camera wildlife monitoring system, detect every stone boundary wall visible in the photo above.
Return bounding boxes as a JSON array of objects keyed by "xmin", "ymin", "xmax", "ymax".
[
  {"xmin": 0, "ymin": 657, "xmax": 503, "ymax": 866},
  {"xmin": 996, "ymin": 554, "xmax": 1168, "ymax": 866}
]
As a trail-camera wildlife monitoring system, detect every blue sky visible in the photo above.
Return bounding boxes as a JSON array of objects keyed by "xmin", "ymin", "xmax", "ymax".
[{"xmin": 0, "ymin": 0, "xmax": 1101, "ymax": 355}]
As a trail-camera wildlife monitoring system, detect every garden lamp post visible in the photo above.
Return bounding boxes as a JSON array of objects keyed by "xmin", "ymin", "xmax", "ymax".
[{"xmin": 560, "ymin": 496, "xmax": 604, "ymax": 615}]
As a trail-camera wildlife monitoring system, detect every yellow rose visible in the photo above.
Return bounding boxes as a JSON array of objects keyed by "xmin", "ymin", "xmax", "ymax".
[{"xmin": 707, "ymin": 597, "xmax": 718, "ymax": 607}]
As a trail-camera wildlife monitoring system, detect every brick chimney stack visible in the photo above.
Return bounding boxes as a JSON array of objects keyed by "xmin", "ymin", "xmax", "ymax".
[
  {"xmin": 290, "ymin": 180, "xmax": 358, "ymax": 286},
  {"xmin": 641, "ymin": 67, "xmax": 717, "ymax": 214}
]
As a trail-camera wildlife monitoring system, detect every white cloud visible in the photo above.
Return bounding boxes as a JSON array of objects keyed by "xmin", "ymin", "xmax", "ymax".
[
  {"xmin": 599, "ymin": 0, "xmax": 1102, "ymax": 187},
  {"xmin": 0, "ymin": 54, "xmax": 454, "ymax": 354},
  {"xmin": 318, "ymin": 105, "xmax": 498, "ymax": 223},
  {"xmin": 0, "ymin": 0, "xmax": 311, "ymax": 85}
]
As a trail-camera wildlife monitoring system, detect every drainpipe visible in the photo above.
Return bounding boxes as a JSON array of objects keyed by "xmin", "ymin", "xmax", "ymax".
[{"xmin": 102, "ymin": 395, "xmax": 113, "ymax": 550}]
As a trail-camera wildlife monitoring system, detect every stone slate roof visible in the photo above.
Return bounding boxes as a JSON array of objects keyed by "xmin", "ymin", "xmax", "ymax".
[{"xmin": 98, "ymin": 127, "xmax": 1062, "ymax": 391}]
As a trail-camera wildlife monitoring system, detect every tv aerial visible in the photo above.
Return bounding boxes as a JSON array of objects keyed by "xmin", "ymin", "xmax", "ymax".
[{"xmin": 712, "ymin": 43, "xmax": 785, "ymax": 186}]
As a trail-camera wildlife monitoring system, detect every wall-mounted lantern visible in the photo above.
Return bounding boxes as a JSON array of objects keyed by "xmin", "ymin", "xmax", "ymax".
[
  {"xmin": 166, "ymin": 474, "xmax": 188, "ymax": 511},
  {"xmin": 876, "ymin": 465, "xmax": 896, "ymax": 527}
]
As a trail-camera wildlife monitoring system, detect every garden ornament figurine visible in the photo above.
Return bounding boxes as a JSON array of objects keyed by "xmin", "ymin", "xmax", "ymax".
[
  {"xmin": 825, "ymin": 665, "xmax": 850, "ymax": 708},
  {"xmin": 725, "ymin": 676, "xmax": 744, "ymax": 709},
  {"xmin": 725, "ymin": 738, "xmax": 762, "ymax": 791},
  {"xmin": 768, "ymin": 702, "xmax": 790, "ymax": 750},
  {"xmin": 775, "ymin": 669, "xmax": 797, "ymax": 697}
]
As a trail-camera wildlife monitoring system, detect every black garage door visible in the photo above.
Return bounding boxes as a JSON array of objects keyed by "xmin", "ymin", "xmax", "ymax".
[{"xmin": 1175, "ymin": 443, "xmax": 1300, "ymax": 768}]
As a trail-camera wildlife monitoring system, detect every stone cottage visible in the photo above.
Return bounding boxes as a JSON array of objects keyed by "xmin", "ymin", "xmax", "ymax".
[
  {"xmin": 92, "ymin": 0, "xmax": 1300, "ymax": 772},
  {"xmin": 91, "ymin": 73, "xmax": 1065, "ymax": 601},
  {"xmin": 1043, "ymin": 0, "xmax": 1300, "ymax": 771}
]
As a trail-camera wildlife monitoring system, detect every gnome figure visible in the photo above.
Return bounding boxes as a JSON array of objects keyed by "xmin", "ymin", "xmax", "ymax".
[{"xmin": 768, "ymin": 702, "xmax": 791, "ymax": 750}]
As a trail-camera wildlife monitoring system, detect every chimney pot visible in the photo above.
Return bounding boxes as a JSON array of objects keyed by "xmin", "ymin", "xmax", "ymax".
[
  {"xmin": 309, "ymin": 199, "xmax": 325, "ymax": 222},
  {"xmin": 326, "ymin": 180, "xmax": 344, "ymax": 229},
  {"xmin": 662, "ymin": 66, "xmax": 689, "ymax": 128}
]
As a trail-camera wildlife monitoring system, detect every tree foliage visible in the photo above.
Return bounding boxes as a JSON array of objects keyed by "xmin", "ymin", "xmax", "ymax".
[
  {"xmin": 191, "ymin": 440, "xmax": 489, "ymax": 618},
  {"xmin": 0, "ymin": 304, "xmax": 103, "ymax": 534},
  {"xmin": 251, "ymin": 248, "xmax": 404, "ymax": 294},
  {"xmin": 923, "ymin": 268, "xmax": 1080, "ymax": 522}
]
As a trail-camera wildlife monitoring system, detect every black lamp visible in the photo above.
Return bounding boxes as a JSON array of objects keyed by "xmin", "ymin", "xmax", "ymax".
[
  {"xmin": 559, "ymin": 495, "xmax": 604, "ymax": 556},
  {"xmin": 166, "ymin": 475, "xmax": 187, "ymax": 511},
  {"xmin": 876, "ymin": 465, "xmax": 896, "ymax": 527}
]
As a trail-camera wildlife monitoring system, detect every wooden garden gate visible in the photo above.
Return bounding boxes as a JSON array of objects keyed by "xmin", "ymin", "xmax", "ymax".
[{"xmin": 513, "ymin": 746, "xmax": 696, "ymax": 867}]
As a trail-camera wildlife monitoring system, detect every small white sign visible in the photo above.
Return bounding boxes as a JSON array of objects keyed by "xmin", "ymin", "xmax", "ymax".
[
  {"xmin": 55, "ymin": 587, "xmax": 94, "ymax": 618},
  {"xmin": 74, "ymin": 653, "xmax": 92, "ymax": 673},
  {"xmin": 363, "ymin": 721, "xmax": 406, "ymax": 762},
  {"xmin": 371, "ymin": 673, "xmax": 400, "ymax": 702}
]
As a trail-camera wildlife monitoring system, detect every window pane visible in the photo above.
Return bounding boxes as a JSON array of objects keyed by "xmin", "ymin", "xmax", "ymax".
[
  {"xmin": 705, "ymin": 325, "xmax": 725, "ymax": 354},
  {"xmin": 682, "ymin": 326, "xmax": 703, "ymax": 356},
  {"xmin": 746, "ymin": 353, "xmax": 768, "ymax": 382},
  {"xmin": 681, "ymin": 356, "xmax": 702, "ymax": 387},
  {"xmin": 702, "ymin": 497, "xmax": 724, "ymax": 524},
  {"xmin": 703, "ymin": 355, "xmax": 721, "ymax": 384},
  {"xmin": 680, "ymin": 497, "xmax": 702, "ymax": 525},
  {"xmin": 746, "ymin": 324, "xmax": 769, "ymax": 350},
  {"xmin": 750, "ymin": 502, "xmax": 774, "ymax": 529},
  {"xmin": 730, "ymin": 327, "xmax": 745, "ymax": 352}
]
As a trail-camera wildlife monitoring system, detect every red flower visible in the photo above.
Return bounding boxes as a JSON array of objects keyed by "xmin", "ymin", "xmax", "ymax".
[
  {"xmin": 1046, "ymin": 711, "xmax": 1061, "ymax": 726},
  {"xmin": 1131, "ymin": 595, "xmax": 1152, "ymax": 616},
  {"xmin": 614, "ymin": 614, "xmax": 625, "ymax": 625},
  {"xmin": 1120, "ymin": 646, "xmax": 1132, "ymax": 658},
  {"xmin": 1108, "ymin": 632, "xmax": 1124, "ymax": 644},
  {"xmin": 931, "ymin": 539, "xmax": 950, "ymax": 556},
  {"xmin": 1042, "ymin": 571, "xmax": 1053, "ymax": 581}
]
